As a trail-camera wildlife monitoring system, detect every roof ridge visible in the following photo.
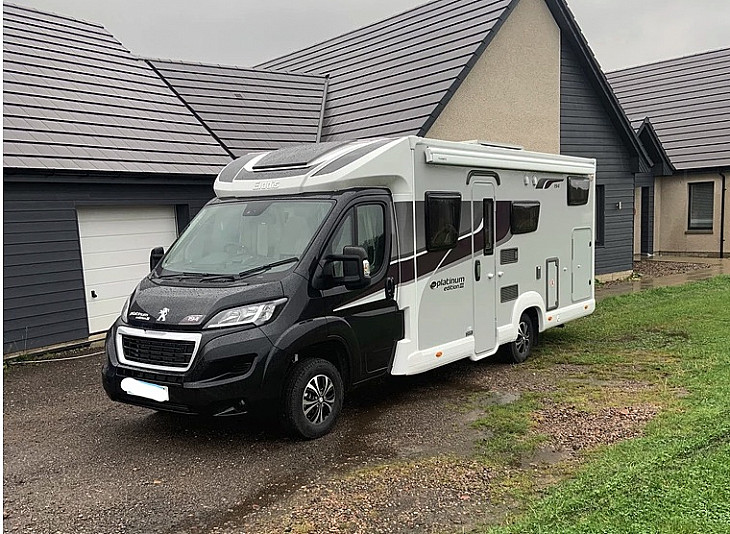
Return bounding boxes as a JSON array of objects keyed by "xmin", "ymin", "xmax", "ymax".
[
  {"xmin": 607, "ymin": 46, "xmax": 730, "ymax": 75},
  {"xmin": 3, "ymin": 1, "xmax": 106, "ymax": 29}
]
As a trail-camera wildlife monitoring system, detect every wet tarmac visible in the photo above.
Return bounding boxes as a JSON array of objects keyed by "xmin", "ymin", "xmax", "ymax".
[{"xmin": 3, "ymin": 352, "xmax": 497, "ymax": 534}]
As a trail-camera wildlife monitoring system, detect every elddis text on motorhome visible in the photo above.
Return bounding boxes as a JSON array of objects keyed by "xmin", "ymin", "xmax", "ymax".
[{"xmin": 102, "ymin": 136, "xmax": 596, "ymax": 438}]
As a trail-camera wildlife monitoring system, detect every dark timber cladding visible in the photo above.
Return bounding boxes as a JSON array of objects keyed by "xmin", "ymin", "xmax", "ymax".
[
  {"xmin": 257, "ymin": 0, "xmax": 516, "ymax": 140},
  {"xmin": 607, "ymin": 48, "xmax": 730, "ymax": 170},
  {"xmin": 560, "ymin": 34, "xmax": 636, "ymax": 274},
  {"xmin": 3, "ymin": 176, "xmax": 215, "ymax": 354},
  {"xmin": 2, "ymin": 3, "xmax": 231, "ymax": 352},
  {"xmin": 148, "ymin": 60, "xmax": 327, "ymax": 155}
]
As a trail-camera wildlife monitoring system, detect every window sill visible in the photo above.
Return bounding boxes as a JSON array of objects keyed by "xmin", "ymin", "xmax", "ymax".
[{"xmin": 685, "ymin": 229, "xmax": 713, "ymax": 235}]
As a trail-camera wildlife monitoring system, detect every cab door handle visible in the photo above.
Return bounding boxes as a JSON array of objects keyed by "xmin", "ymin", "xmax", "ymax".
[
  {"xmin": 475, "ymin": 260, "xmax": 481, "ymax": 281},
  {"xmin": 385, "ymin": 276, "xmax": 396, "ymax": 300}
]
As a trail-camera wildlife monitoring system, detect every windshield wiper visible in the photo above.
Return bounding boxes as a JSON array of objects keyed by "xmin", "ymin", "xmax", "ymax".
[
  {"xmin": 238, "ymin": 257, "xmax": 299, "ymax": 279},
  {"xmin": 154, "ymin": 271, "xmax": 204, "ymax": 280}
]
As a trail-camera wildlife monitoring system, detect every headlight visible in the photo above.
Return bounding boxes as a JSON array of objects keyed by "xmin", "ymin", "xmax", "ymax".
[
  {"xmin": 120, "ymin": 297, "xmax": 131, "ymax": 322},
  {"xmin": 205, "ymin": 298, "xmax": 286, "ymax": 329}
]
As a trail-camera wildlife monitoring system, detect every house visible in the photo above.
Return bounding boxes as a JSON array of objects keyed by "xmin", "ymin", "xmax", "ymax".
[
  {"xmin": 607, "ymin": 48, "xmax": 730, "ymax": 258},
  {"xmin": 4, "ymin": 0, "xmax": 648, "ymax": 353},
  {"xmin": 2, "ymin": 3, "xmax": 233, "ymax": 353},
  {"xmin": 155, "ymin": 0, "xmax": 650, "ymax": 278}
]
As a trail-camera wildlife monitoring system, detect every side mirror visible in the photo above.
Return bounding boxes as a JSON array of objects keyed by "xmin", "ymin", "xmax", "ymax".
[
  {"xmin": 318, "ymin": 246, "xmax": 371, "ymax": 290},
  {"xmin": 150, "ymin": 247, "xmax": 165, "ymax": 271}
]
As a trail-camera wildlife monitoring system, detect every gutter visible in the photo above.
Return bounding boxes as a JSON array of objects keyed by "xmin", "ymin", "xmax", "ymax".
[{"xmin": 721, "ymin": 169, "xmax": 727, "ymax": 259}]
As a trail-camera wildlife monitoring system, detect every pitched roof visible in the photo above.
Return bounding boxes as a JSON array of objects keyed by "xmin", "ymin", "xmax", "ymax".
[
  {"xmin": 147, "ymin": 59, "xmax": 327, "ymax": 156},
  {"xmin": 3, "ymin": 2, "xmax": 232, "ymax": 174},
  {"xmin": 257, "ymin": 0, "xmax": 517, "ymax": 141},
  {"xmin": 607, "ymin": 48, "xmax": 730, "ymax": 171}
]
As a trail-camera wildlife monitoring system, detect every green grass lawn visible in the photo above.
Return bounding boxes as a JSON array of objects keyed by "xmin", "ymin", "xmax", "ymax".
[{"xmin": 483, "ymin": 276, "xmax": 730, "ymax": 534}]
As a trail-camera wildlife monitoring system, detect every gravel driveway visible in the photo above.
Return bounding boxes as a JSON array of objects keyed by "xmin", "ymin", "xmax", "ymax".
[{"xmin": 4, "ymin": 353, "xmax": 502, "ymax": 534}]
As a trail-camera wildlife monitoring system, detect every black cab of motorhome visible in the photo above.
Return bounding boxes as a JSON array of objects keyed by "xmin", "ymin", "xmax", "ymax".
[{"xmin": 102, "ymin": 188, "xmax": 403, "ymax": 439}]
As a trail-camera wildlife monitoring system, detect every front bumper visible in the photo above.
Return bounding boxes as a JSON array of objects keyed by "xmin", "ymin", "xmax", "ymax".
[{"xmin": 102, "ymin": 322, "xmax": 277, "ymax": 415}]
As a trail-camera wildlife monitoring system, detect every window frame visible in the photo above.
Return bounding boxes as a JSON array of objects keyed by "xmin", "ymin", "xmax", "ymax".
[
  {"xmin": 687, "ymin": 181, "xmax": 714, "ymax": 231},
  {"xmin": 323, "ymin": 200, "xmax": 390, "ymax": 281},
  {"xmin": 595, "ymin": 185, "xmax": 605, "ymax": 247},
  {"xmin": 425, "ymin": 191, "xmax": 462, "ymax": 252},
  {"xmin": 567, "ymin": 176, "xmax": 590, "ymax": 206}
]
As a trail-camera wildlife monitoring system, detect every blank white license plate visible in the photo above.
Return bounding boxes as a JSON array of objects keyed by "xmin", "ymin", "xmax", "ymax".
[{"xmin": 120, "ymin": 377, "xmax": 169, "ymax": 403}]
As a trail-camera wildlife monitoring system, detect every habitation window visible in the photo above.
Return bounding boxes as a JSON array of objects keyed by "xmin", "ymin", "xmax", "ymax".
[
  {"xmin": 425, "ymin": 192, "xmax": 461, "ymax": 251},
  {"xmin": 688, "ymin": 182, "xmax": 714, "ymax": 231},
  {"xmin": 567, "ymin": 177, "xmax": 590, "ymax": 206},
  {"xmin": 511, "ymin": 202, "xmax": 540, "ymax": 234},
  {"xmin": 596, "ymin": 185, "xmax": 605, "ymax": 246}
]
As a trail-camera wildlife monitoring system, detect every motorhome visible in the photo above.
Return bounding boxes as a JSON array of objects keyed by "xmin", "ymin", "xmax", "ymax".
[{"xmin": 102, "ymin": 136, "xmax": 596, "ymax": 438}]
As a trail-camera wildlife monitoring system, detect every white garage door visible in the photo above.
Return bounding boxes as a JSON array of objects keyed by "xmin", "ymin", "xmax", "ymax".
[{"xmin": 77, "ymin": 206, "xmax": 178, "ymax": 333}]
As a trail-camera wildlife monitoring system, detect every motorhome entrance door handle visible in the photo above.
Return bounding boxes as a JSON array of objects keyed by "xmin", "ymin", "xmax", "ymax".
[
  {"xmin": 385, "ymin": 276, "xmax": 396, "ymax": 300},
  {"xmin": 474, "ymin": 260, "xmax": 481, "ymax": 281}
]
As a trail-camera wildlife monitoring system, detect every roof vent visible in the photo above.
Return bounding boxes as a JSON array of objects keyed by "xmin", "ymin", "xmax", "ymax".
[
  {"xmin": 463, "ymin": 140, "xmax": 523, "ymax": 151},
  {"xmin": 252, "ymin": 141, "xmax": 348, "ymax": 171}
]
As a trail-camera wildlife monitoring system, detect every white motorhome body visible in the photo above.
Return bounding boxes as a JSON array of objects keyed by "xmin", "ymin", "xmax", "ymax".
[{"xmin": 214, "ymin": 136, "xmax": 596, "ymax": 375}]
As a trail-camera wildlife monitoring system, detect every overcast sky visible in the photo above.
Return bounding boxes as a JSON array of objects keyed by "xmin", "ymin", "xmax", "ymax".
[{"xmin": 7, "ymin": 0, "xmax": 730, "ymax": 72}]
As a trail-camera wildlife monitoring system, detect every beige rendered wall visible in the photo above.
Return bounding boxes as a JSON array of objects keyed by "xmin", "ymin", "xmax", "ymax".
[
  {"xmin": 426, "ymin": 0, "xmax": 561, "ymax": 153},
  {"xmin": 654, "ymin": 171, "xmax": 729, "ymax": 256}
]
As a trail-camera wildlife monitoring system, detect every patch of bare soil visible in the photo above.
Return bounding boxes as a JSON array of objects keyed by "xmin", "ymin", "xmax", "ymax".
[
  {"xmin": 534, "ymin": 401, "xmax": 660, "ymax": 452},
  {"xmin": 228, "ymin": 457, "xmax": 500, "ymax": 534},
  {"xmin": 633, "ymin": 260, "xmax": 710, "ymax": 278}
]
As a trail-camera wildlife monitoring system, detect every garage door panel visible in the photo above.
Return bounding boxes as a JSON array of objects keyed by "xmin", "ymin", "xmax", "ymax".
[
  {"xmin": 89, "ymin": 296, "xmax": 128, "ymax": 318},
  {"xmin": 79, "ymin": 233, "xmax": 176, "ymax": 255},
  {"xmin": 79, "ymin": 219, "xmax": 177, "ymax": 238},
  {"xmin": 77, "ymin": 206, "xmax": 178, "ymax": 334},
  {"xmin": 78, "ymin": 250, "xmax": 153, "ymax": 271},
  {"xmin": 76, "ymin": 206, "xmax": 178, "ymax": 224},
  {"xmin": 84, "ymin": 266, "xmax": 149, "ymax": 287}
]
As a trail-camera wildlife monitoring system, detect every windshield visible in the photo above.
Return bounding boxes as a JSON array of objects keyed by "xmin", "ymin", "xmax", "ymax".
[{"xmin": 159, "ymin": 199, "xmax": 333, "ymax": 276}]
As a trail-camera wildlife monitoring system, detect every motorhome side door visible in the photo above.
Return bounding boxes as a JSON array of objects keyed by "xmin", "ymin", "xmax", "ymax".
[{"xmin": 472, "ymin": 181, "xmax": 497, "ymax": 354}]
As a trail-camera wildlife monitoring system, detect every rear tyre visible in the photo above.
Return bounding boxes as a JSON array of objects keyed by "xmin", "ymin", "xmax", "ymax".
[
  {"xmin": 282, "ymin": 358, "xmax": 343, "ymax": 439},
  {"xmin": 508, "ymin": 312, "xmax": 535, "ymax": 363}
]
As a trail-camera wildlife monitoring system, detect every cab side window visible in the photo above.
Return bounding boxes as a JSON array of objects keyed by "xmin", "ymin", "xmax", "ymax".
[{"xmin": 328, "ymin": 204, "xmax": 386, "ymax": 274}]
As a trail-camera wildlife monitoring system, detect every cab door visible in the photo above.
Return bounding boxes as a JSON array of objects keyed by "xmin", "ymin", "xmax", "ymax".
[
  {"xmin": 318, "ymin": 194, "xmax": 402, "ymax": 380},
  {"xmin": 472, "ymin": 181, "xmax": 497, "ymax": 354}
]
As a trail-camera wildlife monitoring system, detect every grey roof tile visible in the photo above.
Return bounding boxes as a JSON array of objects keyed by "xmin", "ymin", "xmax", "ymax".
[
  {"xmin": 148, "ymin": 59, "xmax": 327, "ymax": 155},
  {"xmin": 607, "ymin": 48, "xmax": 730, "ymax": 170},
  {"xmin": 3, "ymin": 2, "xmax": 231, "ymax": 174},
  {"xmin": 256, "ymin": 0, "xmax": 514, "ymax": 140}
]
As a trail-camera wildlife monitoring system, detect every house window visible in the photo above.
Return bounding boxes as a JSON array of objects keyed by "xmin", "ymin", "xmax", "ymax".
[
  {"xmin": 688, "ymin": 182, "xmax": 714, "ymax": 231},
  {"xmin": 425, "ymin": 192, "xmax": 461, "ymax": 251},
  {"xmin": 511, "ymin": 202, "xmax": 540, "ymax": 234},
  {"xmin": 567, "ymin": 177, "xmax": 590, "ymax": 206},
  {"xmin": 596, "ymin": 185, "xmax": 605, "ymax": 246}
]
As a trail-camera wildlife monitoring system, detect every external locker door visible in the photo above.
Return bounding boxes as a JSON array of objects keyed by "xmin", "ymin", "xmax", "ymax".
[{"xmin": 571, "ymin": 227, "xmax": 592, "ymax": 302}]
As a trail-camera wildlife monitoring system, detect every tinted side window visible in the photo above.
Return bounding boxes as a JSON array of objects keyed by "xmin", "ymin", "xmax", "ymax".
[
  {"xmin": 568, "ymin": 177, "xmax": 590, "ymax": 206},
  {"xmin": 327, "ymin": 204, "xmax": 386, "ymax": 274},
  {"xmin": 511, "ymin": 202, "xmax": 540, "ymax": 234},
  {"xmin": 425, "ymin": 192, "xmax": 461, "ymax": 251}
]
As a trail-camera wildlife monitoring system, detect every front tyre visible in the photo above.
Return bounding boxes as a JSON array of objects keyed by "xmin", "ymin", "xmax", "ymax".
[
  {"xmin": 508, "ymin": 312, "xmax": 535, "ymax": 363},
  {"xmin": 282, "ymin": 358, "xmax": 343, "ymax": 439}
]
